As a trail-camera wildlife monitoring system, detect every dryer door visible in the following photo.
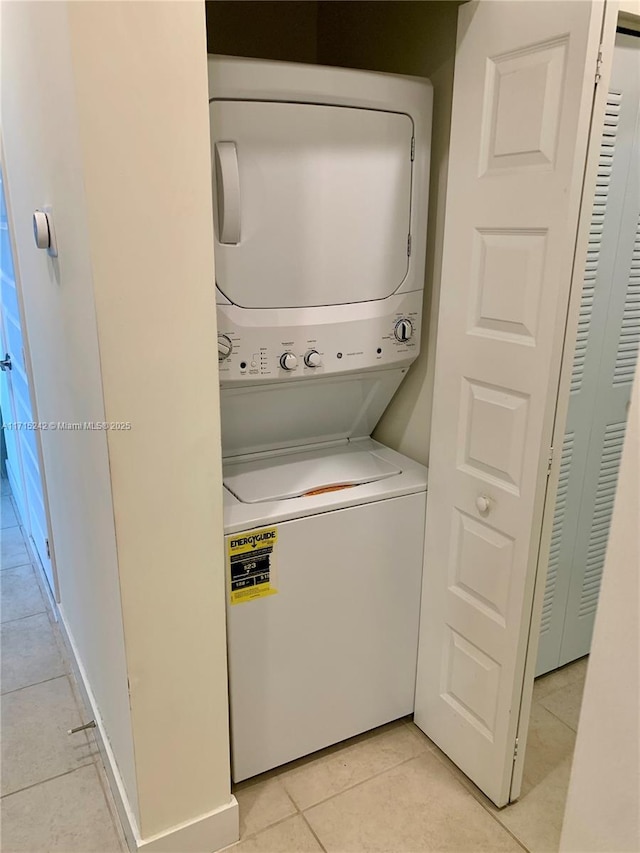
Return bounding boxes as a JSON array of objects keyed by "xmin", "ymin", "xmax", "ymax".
[{"xmin": 210, "ymin": 100, "xmax": 413, "ymax": 308}]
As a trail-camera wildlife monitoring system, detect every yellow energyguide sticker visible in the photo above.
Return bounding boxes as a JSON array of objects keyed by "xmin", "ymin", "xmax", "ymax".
[{"xmin": 228, "ymin": 526, "xmax": 278, "ymax": 605}]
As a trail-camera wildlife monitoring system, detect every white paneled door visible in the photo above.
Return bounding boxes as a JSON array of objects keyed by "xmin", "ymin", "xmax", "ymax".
[
  {"xmin": 414, "ymin": 1, "xmax": 604, "ymax": 807},
  {"xmin": 0, "ymin": 167, "xmax": 54, "ymax": 595}
]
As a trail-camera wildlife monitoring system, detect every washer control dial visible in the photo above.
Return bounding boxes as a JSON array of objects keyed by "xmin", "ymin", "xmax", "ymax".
[
  {"xmin": 218, "ymin": 334, "xmax": 233, "ymax": 362},
  {"xmin": 280, "ymin": 352, "xmax": 298, "ymax": 371},
  {"xmin": 394, "ymin": 319, "xmax": 414, "ymax": 342},
  {"xmin": 304, "ymin": 350, "xmax": 322, "ymax": 368}
]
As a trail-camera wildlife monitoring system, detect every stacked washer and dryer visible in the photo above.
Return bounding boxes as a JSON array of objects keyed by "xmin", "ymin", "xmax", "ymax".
[{"xmin": 208, "ymin": 56, "xmax": 433, "ymax": 782}]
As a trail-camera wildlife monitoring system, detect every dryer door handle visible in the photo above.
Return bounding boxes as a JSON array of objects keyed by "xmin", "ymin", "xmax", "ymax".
[{"xmin": 214, "ymin": 142, "xmax": 241, "ymax": 245}]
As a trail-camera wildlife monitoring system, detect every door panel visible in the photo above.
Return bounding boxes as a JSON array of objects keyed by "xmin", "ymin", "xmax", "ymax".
[
  {"xmin": 0, "ymin": 167, "xmax": 53, "ymax": 592},
  {"xmin": 538, "ymin": 34, "xmax": 640, "ymax": 674},
  {"xmin": 210, "ymin": 101, "xmax": 413, "ymax": 308},
  {"xmin": 414, "ymin": 0, "xmax": 603, "ymax": 806}
]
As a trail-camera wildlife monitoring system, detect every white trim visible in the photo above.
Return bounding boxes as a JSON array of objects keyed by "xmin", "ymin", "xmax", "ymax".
[
  {"xmin": 617, "ymin": 0, "xmax": 640, "ymax": 19},
  {"xmin": 136, "ymin": 799, "xmax": 239, "ymax": 853},
  {"xmin": 55, "ymin": 602, "xmax": 239, "ymax": 853},
  {"xmin": 55, "ymin": 603, "xmax": 141, "ymax": 849}
]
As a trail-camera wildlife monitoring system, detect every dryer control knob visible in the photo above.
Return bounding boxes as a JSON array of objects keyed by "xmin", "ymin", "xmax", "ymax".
[
  {"xmin": 218, "ymin": 335, "xmax": 233, "ymax": 362},
  {"xmin": 304, "ymin": 350, "xmax": 322, "ymax": 368},
  {"xmin": 280, "ymin": 352, "xmax": 298, "ymax": 371},
  {"xmin": 394, "ymin": 319, "xmax": 414, "ymax": 342}
]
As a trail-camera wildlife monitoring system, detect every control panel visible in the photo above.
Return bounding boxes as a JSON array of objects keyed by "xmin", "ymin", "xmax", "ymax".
[{"xmin": 216, "ymin": 291, "xmax": 422, "ymax": 386}]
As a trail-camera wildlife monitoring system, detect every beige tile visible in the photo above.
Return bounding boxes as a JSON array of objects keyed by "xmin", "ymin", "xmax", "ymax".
[
  {"xmin": 1, "ymin": 564, "xmax": 46, "ymax": 622},
  {"xmin": 1, "ymin": 527, "xmax": 30, "ymax": 570},
  {"xmin": 231, "ymin": 815, "xmax": 321, "ymax": 853},
  {"xmin": 91, "ymin": 752, "xmax": 134, "ymax": 853},
  {"xmin": 539, "ymin": 679, "xmax": 585, "ymax": 732},
  {"xmin": 1, "ymin": 612, "xmax": 67, "ymax": 694},
  {"xmin": 305, "ymin": 750, "xmax": 523, "ymax": 852},
  {"xmin": 419, "ymin": 741, "xmax": 501, "ymax": 816},
  {"xmin": 1, "ymin": 496, "xmax": 18, "ymax": 529},
  {"xmin": 416, "ymin": 705, "xmax": 575, "ymax": 851},
  {"xmin": 404, "ymin": 719, "xmax": 440, "ymax": 750},
  {"xmin": 533, "ymin": 657, "xmax": 588, "ymax": 701},
  {"xmin": 495, "ymin": 757, "xmax": 573, "ymax": 853},
  {"xmin": 566, "ymin": 655, "xmax": 588, "ymax": 689},
  {"xmin": 280, "ymin": 720, "xmax": 427, "ymax": 810},
  {"xmin": 234, "ymin": 776, "xmax": 297, "ymax": 840},
  {"xmin": 0, "ymin": 764, "xmax": 124, "ymax": 852},
  {"xmin": 1, "ymin": 676, "xmax": 93, "ymax": 795},
  {"xmin": 533, "ymin": 669, "xmax": 573, "ymax": 702},
  {"xmin": 521, "ymin": 702, "xmax": 576, "ymax": 795}
]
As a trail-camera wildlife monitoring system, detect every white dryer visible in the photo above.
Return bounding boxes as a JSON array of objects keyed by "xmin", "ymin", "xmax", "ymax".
[{"xmin": 208, "ymin": 56, "xmax": 433, "ymax": 781}]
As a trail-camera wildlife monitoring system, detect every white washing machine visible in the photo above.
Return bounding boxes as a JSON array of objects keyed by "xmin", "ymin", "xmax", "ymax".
[{"xmin": 208, "ymin": 55, "xmax": 433, "ymax": 781}]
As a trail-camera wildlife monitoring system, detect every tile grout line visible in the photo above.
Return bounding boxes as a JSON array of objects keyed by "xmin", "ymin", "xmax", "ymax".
[
  {"xmin": 291, "ymin": 751, "xmax": 429, "ymax": 814},
  {"xmin": 273, "ymin": 722, "xmax": 438, "ymax": 814},
  {"xmin": 1, "ymin": 671, "xmax": 69, "ymax": 697},
  {"xmin": 0, "ymin": 762, "xmax": 97, "ymax": 801},
  {"xmin": 465, "ymin": 794, "xmax": 532, "ymax": 853},
  {"xmin": 0, "ymin": 607, "xmax": 48, "ymax": 625},
  {"xmin": 2, "ymin": 517, "xmax": 30, "ymax": 543},
  {"xmin": 233, "ymin": 812, "xmax": 305, "ymax": 846},
  {"xmin": 283, "ymin": 737, "xmax": 529, "ymax": 852},
  {"xmin": 89, "ymin": 753, "xmax": 130, "ymax": 853},
  {"xmin": 424, "ymin": 747, "xmax": 532, "ymax": 853},
  {"xmin": 534, "ymin": 700, "xmax": 579, "ymax": 734},
  {"xmin": 2, "ymin": 672, "xmax": 94, "ymax": 741},
  {"xmin": 235, "ymin": 734, "xmax": 432, "ymax": 845},
  {"xmin": 0, "ymin": 559, "xmax": 35, "ymax": 573},
  {"xmin": 300, "ymin": 811, "xmax": 328, "ymax": 852}
]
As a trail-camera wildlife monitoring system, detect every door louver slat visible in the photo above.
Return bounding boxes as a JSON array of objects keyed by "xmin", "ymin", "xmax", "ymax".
[
  {"xmin": 578, "ymin": 421, "xmax": 627, "ymax": 618},
  {"xmin": 540, "ymin": 432, "xmax": 574, "ymax": 636},
  {"xmin": 570, "ymin": 91, "xmax": 621, "ymax": 394},
  {"xmin": 613, "ymin": 214, "xmax": 640, "ymax": 385}
]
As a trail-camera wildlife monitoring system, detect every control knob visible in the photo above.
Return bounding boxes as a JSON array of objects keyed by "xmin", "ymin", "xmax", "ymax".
[
  {"xmin": 304, "ymin": 350, "xmax": 322, "ymax": 368},
  {"xmin": 394, "ymin": 319, "xmax": 414, "ymax": 342},
  {"xmin": 280, "ymin": 352, "xmax": 298, "ymax": 371},
  {"xmin": 218, "ymin": 334, "xmax": 232, "ymax": 362}
]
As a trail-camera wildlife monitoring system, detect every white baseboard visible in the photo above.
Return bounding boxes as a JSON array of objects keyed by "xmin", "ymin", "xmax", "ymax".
[
  {"xmin": 55, "ymin": 603, "xmax": 141, "ymax": 849},
  {"xmin": 136, "ymin": 799, "xmax": 239, "ymax": 853},
  {"xmin": 55, "ymin": 604, "xmax": 239, "ymax": 853}
]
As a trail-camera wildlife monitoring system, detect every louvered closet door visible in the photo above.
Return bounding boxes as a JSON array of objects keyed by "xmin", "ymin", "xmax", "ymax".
[{"xmin": 537, "ymin": 32, "xmax": 640, "ymax": 676}]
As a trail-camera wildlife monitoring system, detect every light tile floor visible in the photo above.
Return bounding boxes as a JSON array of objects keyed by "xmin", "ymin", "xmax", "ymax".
[
  {"xmin": 230, "ymin": 654, "xmax": 586, "ymax": 853},
  {"xmin": 1, "ymin": 477, "xmax": 126, "ymax": 853},
  {"xmin": 0, "ymin": 475, "xmax": 588, "ymax": 853}
]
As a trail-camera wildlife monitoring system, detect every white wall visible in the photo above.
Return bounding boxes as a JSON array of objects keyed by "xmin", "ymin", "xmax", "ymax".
[
  {"xmin": 318, "ymin": 1, "xmax": 464, "ymax": 466},
  {"xmin": 66, "ymin": 0, "xmax": 232, "ymax": 839},
  {"xmin": 1, "ymin": 0, "xmax": 138, "ymax": 818},
  {"xmin": 560, "ymin": 370, "xmax": 639, "ymax": 850},
  {"xmin": 2, "ymin": 1, "xmax": 235, "ymax": 847}
]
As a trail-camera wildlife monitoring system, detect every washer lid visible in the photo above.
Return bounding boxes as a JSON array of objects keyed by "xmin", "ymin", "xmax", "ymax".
[{"xmin": 223, "ymin": 444, "xmax": 401, "ymax": 504}]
